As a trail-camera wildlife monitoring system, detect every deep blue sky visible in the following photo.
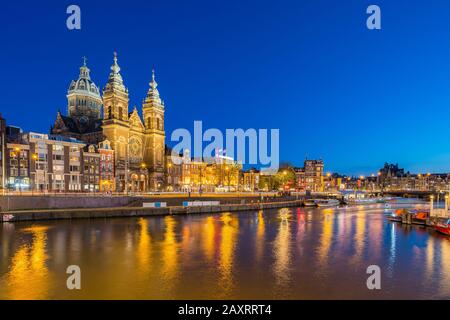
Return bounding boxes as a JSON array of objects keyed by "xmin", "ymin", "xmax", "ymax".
[{"xmin": 1, "ymin": 0, "xmax": 450, "ymax": 175}]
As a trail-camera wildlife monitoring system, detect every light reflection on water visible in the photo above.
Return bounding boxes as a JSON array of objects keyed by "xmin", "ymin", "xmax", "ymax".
[{"xmin": 1, "ymin": 200, "xmax": 450, "ymax": 299}]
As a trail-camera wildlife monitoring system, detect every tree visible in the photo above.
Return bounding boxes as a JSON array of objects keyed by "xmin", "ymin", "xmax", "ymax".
[{"xmin": 275, "ymin": 166, "xmax": 296, "ymax": 190}]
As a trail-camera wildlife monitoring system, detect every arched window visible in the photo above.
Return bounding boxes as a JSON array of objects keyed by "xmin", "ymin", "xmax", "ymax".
[
  {"xmin": 107, "ymin": 106, "xmax": 112, "ymax": 119},
  {"xmin": 156, "ymin": 118, "xmax": 160, "ymax": 131},
  {"xmin": 147, "ymin": 117, "xmax": 151, "ymax": 129},
  {"xmin": 118, "ymin": 107, "xmax": 123, "ymax": 120}
]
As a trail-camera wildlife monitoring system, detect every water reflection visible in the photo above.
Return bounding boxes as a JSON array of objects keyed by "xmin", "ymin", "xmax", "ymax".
[
  {"xmin": 317, "ymin": 208, "xmax": 334, "ymax": 269},
  {"xmin": 255, "ymin": 211, "xmax": 265, "ymax": 263},
  {"xmin": 350, "ymin": 208, "xmax": 366, "ymax": 266},
  {"xmin": 160, "ymin": 216, "xmax": 178, "ymax": 293},
  {"xmin": 273, "ymin": 208, "xmax": 292, "ymax": 297},
  {"xmin": 2, "ymin": 201, "xmax": 450, "ymax": 299},
  {"xmin": 4, "ymin": 226, "xmax": 51, "ymax": 299},
  {"xmin": 202, "ymin": 217, "xmax": 216, "ymax": 262},
  {"xmin": 387, "ymin": 223, "xmax": 397, "ymax": 277},
  {"xmin": 136, "ymin": 218, "xmax": 152, "ymax": 278},
  {"xmin": 218, "ymin": 213, "xmax": 238, "ymax": 298}
]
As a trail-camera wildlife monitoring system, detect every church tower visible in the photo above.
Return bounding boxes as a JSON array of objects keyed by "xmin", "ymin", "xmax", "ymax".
[
  {"xmin": 67, "ymin": 57, "xmax": 102, "ymax": 123},
  {"xmin": 52, "ymin": 57, "xmax": 103, "ymax": 144},
  {"xmin": 102, "ymin": 52, "xmax": 130, "ymax": 191},
  {"xmin": 142, "ymin": 70, "xmax": 165, "ymax": 190}
]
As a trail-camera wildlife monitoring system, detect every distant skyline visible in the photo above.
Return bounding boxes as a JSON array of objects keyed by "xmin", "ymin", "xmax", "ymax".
[{"xmin": 1, "ymin": 0, "xmax": 450, "ymax": 175}]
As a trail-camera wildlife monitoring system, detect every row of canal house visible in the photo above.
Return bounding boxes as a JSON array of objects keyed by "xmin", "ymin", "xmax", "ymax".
[{"xmin": 0, "ymin": 117, "xmax": 114, "ymax": 193}]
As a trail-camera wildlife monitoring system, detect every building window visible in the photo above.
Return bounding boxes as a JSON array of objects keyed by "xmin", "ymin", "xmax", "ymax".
[
  {"xmin": 53, "ymin": 154, "xmax": 63, "ymax": 161},
  {"xmin": 52, "ymin": 144, "xmax": 64, "ymax": 152},
  {"xmin": 53, "ymin": 164, "xmax": 64, "ymax": 172}
]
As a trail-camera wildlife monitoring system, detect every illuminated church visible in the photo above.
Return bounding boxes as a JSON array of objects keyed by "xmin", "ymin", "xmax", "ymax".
[{"xmin": 51, "ymin": 53, "xmax": 166, "ymax": 191}]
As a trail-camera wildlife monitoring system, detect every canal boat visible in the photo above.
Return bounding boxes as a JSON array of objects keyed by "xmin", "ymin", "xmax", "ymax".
[
  {"xmin": 435, "ymin": 219, "xmax": 450, "ymax": 236},
  {"xmin": 410, "ymin": 210, "xmax": 429, "ymax": 225},
  {"xmin": 303, "ymin": 199, "xmax": 317, "ymax": 207},
  {"xmin": 387, "ymin": 208, "xmax": 408, "ymax": 223},
  {"xmin": 314, "ymin": 199, "xmax": 339, "ymax": 208},
  {"xmin": 387, "ymin": 208, "xmax": 430, "ymax": 225},
  {"xmin": 413, "ymin": 211, "xmax": 429, "ymax": 221}
]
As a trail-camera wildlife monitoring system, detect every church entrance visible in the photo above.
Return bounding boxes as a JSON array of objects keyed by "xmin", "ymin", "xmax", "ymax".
[{"xmin": 130, "ymin": 173, "xmax": 147, "ymax": 193}]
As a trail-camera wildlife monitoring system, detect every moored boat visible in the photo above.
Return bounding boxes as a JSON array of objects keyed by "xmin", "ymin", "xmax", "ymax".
[
  {"xmin": 314, "ymin": 199, "xmax": 339, "ymax": 208},
  {"xmin": 387, "ymin": 208, "xmax": 406, "ymax": 222},
  {"xmin": 435, "ymin": 219, "xmax": 450, "ymax": 236},
  {"xmin": 413, "ymin": 210, "xmax": 429, "ymax": 221},
  {"xmin": 303, "ymin": 200, "xmax": 317, "ymax": 207}
]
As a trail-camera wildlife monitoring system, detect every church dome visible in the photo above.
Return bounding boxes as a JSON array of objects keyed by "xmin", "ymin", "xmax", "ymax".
[
  {"xmin": 67, "ymin": 57, "xmax": 103, "ymax": 122},
  {"xmin": 67, "ymin": 58, "xmax": 101, "ymax": 99}
]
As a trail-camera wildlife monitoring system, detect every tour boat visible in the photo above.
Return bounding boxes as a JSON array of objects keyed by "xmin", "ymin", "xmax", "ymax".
[
  {"xmin": 314, "ymin": 199, "xmax": 339, "ymax": 208},
  {"xmin": 435, "ymin": 219, "xmax": 450, "ymax": 236}
]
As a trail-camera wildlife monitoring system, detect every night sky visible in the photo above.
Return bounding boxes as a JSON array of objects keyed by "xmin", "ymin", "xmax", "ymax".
[{"xmin": 1, "ymin": 0, "xmax": 450, "ymax": 175}]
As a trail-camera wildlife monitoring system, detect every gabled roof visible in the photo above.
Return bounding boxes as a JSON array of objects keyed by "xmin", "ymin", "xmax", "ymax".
[{"xmin": 54, "ymin": 112, "xmax": 102, "ymax": 134}]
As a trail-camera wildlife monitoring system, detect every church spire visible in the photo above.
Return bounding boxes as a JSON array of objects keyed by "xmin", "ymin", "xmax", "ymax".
[
  {"xmin": 111, "ymin": 51, "xmax": 120, "ymax": 74},
  {"xmin": 151, "ymin": 69, "xmax": 157, "ymax": 89},
  {"xmin": 104, "ymin": 51, "xmax": 127, "ymax": 94},
  {"xmin": 145, "ymin": 68, "xmax": 162, "ymax": 106}
]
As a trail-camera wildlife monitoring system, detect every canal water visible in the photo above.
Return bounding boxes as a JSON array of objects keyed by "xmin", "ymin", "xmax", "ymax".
[{"xmin": 1, "ymin": 200, "xmax": 450, "ymax": 300}]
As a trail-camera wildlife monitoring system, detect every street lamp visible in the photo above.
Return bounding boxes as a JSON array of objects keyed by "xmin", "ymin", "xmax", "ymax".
[
  {"xmin": 140, "ymin": 162, "xmax": 147, "ymax": 192},
  {"xmin": 31, "ymin": 153, "xmax": 38, "ymax": 193}
]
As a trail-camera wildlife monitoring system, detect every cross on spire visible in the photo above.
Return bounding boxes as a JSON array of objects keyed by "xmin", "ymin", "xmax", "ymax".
[{"xmin": 82, "ymin": 56, "xmax": 87, "ymax": 66}]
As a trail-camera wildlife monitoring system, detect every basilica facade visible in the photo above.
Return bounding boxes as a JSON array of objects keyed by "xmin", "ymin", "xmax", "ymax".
[{"xmin": 52, "ymin": 53, "xmax": 165, "ymax": 191}]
